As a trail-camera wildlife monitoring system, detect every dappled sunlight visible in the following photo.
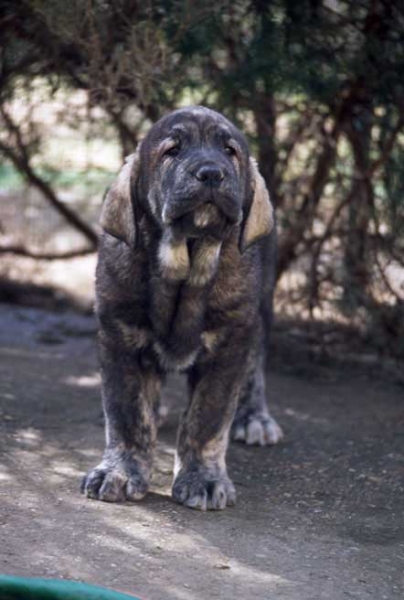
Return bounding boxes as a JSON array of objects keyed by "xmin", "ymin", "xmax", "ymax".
[
  {"xmin": 6, "ymin": 441, "xmax": 99, "ymax": 482},
  {"xmin": 64, "ymin": 373, "xmax": 101, "ymax": 388},
  {"xmin": 1, "ymin": 305, "xmax": 403, "ymax": 598},
  {"xmin": 1, "ymin": 346, "xmax": 66, "ymax": 360},
  {"xmin": 1, "ymin": 427, "xmax": 295, "ymax": 598},
  {"xmin": 79, "ymin": 496, "xmax": 293, "ymax": 598},
  {"xmin": 2, "ymin": 393, "xmax": 402, "ymax": 599},
  {"xmin": 50, "ymin": 462, "xmax": 83, "ymax": 478},
  {"xmin": 0, "ymin": 462, "xmax": 13, "ymax": 482},
  {"xmin": 13, "ymin": 428, "xmax": 43, "ymax": 448},
  {"xmin": 74, "ymin": 447, "xmax": 103, "ymax": 460},
  {"xmin": 283, "ymin": 407, "xmax": 329, "ymax": 426}
]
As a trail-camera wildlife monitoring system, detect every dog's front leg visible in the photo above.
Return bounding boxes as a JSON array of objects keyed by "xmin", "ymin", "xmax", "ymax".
[
  {"xmin": 82, "ymin": 337, "xmax": 160, "ymax": 503},
  {"xmin": 172, "ymin": 343, "xmax": 247, "ymax": 511}
]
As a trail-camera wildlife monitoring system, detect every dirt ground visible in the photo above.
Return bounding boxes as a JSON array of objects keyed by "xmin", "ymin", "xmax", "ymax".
[{"xmin": 0, "ymin": 303, "xmax": 403, "ymax": 600}]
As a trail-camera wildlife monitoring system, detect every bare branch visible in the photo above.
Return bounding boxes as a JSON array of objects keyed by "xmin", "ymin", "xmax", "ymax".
[
  {"xmin": 0, "ymin": 106, "xmax": 99, "ymax": 247},
  {"xmin": 0, "ymin": 245, "xmax": 96, "ymax": 260},
  {"xmin": 369, "ymin": 110, "xmax": 404, "ymax": 176},
  {"xmin": 277, "ymin": 109, "xmax": 344, "ymax": 280}
]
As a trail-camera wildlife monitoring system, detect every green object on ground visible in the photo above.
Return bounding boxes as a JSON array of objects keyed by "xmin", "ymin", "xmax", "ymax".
[{"xmin": 0, "ymin": 575, "xmax": 140, "ymax": 600}]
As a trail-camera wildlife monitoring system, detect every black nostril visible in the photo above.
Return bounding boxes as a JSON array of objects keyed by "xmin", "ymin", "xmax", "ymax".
[{"xmin": 195, "ymin": 165, "xmax": 224, "ymax": 184}]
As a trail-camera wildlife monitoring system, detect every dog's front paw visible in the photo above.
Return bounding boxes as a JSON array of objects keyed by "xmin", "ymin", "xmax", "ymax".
[
  {"xmin": 232, "ymin": 411, "xmax": 283, "ymax": 446},
  {"xmin": 172, "ymin": 468, "xmax": 236, "ymax": 511},
  {"xmin": 81, "ymin": 454, "xmax": 149, "ymax": 503}
]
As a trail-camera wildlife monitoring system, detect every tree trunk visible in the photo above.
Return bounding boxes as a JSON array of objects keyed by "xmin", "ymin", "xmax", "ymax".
[
  {"xmin": 342, "ymin": 91, "xmax": 374, "ymax": 308},
  {"xmin": 253, "ymin": 93, "xmax": 278, "ymax": 207}
]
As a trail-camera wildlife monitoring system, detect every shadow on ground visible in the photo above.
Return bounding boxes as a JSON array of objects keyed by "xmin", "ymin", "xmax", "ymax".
[{"xmin": 0, "ymin": 304, "xmax": 403, "ymax": 599}]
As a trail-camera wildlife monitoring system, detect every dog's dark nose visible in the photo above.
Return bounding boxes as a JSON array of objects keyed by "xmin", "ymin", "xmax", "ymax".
[{"xmin": 195, "ymin": 165, "xmax": 224, "ymax": 185}]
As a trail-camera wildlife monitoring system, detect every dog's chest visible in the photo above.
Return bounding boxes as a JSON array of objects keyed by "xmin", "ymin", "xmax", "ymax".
[
  {"xmin": 142, "ymin": 234, "xmax": 225, "ymax": 370},
  {"xmin": 149, "ymin": 275, "xmax": 212, "ymax": 370},
  {"xmin": 142, "ymin": 233, "xmax": 248, "ymax": 371}
]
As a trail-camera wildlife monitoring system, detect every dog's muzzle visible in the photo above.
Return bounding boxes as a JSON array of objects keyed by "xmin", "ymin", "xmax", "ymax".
[
  {"xmin": 162, "ymin": 191, "xmax": 241, "ymax": 237},
  {"xmin": 161, "ymin": 159, "xmax": 242, "ymax": 237}
]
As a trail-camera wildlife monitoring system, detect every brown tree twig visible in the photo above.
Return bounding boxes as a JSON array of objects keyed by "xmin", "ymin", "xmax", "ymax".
[
  {"xmin": 371, "ymin": 233, "xmax": 404, "ymax": 269},
  {"xmin": 0, "ymin": 106, "xmax": 99, "ymax": 247},
  {"xmin": 0, "ymin": 245, "xmax": 96, "ymax": 260},
  {"xmin": 276, "ymin": 111, "xmax": 313, "ymax": 170},
  {"xmin": 369, "ymin": 110, "xmax": 404, "ymax": 176},
  {"xmin": 276, "ymin": 111, "xmax": 343, "ymax": 281},
  {"xmin": 307, "ymin": 192, "xmax": 354, "ymax": 314},
  {"xmin": 374, "ymin": 251, "xmax": 403, "ymax": 302}
]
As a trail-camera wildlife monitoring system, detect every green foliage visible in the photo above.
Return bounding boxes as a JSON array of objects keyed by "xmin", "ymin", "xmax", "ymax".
[{"xmin": 0, "ymin": 163, "xmax": 24, "ymax": 189}]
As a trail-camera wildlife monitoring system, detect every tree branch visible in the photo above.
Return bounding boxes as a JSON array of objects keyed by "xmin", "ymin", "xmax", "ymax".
[
  {"xmin": 0, "ymin": 244, "xmax": 96, "ymax": 260},
  {"xmin": 277, "ymin": 111, "xmax": 343, "ymax": 280},
  {"xmin": 0, "ymin": 106, "xmax": 99, "ymax": 247},
  {"xmin": 369, "ymin": 110, "xmax": 404, "ymax": 176}
]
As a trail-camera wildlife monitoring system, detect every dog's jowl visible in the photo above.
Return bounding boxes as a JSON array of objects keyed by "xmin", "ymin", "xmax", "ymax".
[{"xmin": 81, "ymin": 106, "xmax": 283, "ymax": 511}]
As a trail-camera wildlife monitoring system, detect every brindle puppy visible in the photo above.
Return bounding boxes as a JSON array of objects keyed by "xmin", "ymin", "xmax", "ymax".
[{"xmin": 81, "ymin": 106, "xmax": 283, "ymax": 511}]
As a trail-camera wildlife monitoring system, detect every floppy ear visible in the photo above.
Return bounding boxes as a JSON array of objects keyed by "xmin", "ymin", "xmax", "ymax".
[
  {"xmin": 239, "ymin": 158, "xmax": 274, "ymax": 253},
  {"xmin": 100, "ymin": 151, "xmax": 140, "ymax": 248}
]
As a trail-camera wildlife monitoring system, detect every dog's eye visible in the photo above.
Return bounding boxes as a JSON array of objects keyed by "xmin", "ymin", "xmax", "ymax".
[
  {"xmin": 163, "ymin": 145, "xmax": 181, "ymax": 158},
  {"xmin": 224, "ymin": 145, "xmax": 237, "ymax": 157}
]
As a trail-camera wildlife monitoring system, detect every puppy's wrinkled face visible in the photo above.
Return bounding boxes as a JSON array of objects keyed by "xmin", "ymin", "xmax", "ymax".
[{"xmin": 139, "ymin": 106, "xmax": 250, "ymax": 240}]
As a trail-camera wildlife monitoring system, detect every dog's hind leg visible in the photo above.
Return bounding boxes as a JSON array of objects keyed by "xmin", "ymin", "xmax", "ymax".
[{"xmin": 231, "ymin": 342, "xmax": 283, "ymax": 446}]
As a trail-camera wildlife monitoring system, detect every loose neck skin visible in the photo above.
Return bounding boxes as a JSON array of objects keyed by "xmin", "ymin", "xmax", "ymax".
[{"xmin": 148, "ymin": 226, "xmax": 225, "ymax": 369}]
